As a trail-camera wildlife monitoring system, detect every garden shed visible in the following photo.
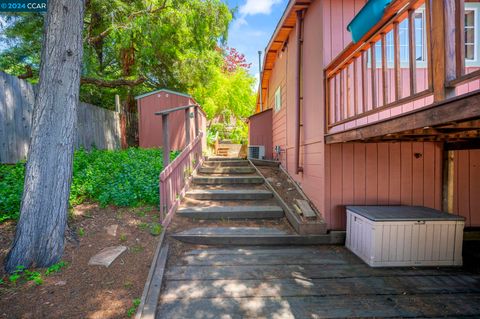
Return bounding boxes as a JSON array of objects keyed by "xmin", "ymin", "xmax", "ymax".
[{"xmin": 136, "ymin": 89, "xmax": 207, "ymax": 151}]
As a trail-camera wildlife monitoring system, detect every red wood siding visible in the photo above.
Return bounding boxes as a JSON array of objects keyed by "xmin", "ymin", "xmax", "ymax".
[
  {"xmin": 268, "ymin": 39, "xmax": 289, "ymax": 166},
  {"xmin": 258, "ymin": 0, "xmax": 479, "ymax": 231},
  {"xmin": 453, "ymin": 149, "xmax": 480, "ymax": 227},
  {"xmin": 248, "ymin": 109, "xmax": 273, "ymax": 159},
  {"xmin": 324, "ymin": 142, "xmax": 443, "ymax": 230},
  {"xmin": 137, "ymin": 91, "xmax": 206, "ymax": 151}
]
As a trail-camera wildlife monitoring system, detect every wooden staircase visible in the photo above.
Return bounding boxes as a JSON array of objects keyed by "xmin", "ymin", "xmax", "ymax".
[{"xmin": 172, "ymin": 158, "xmax": 344, "ymax": 245}]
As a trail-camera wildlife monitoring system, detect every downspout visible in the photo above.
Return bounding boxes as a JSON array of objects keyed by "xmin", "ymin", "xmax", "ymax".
[
  {"xmin": 295, "ymin": 9, "xmax": 304, "ymax": 174},
  {"xmin": 258, "ymin": 51, "xmax": 264, "ymax": 112}
]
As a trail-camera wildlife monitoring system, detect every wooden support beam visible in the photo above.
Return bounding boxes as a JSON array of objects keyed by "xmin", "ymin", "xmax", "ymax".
[
  {"xmin": 445, "ymin": 140, "xmax": 480, "ymax": 150},
  {"xmin": 430, "ymin": 0, "xmax": 455, "ymax": 101},
  {"xmin": 455, "ymin": 0, "xmax": 465, "ymax": 79},
  {"xmin": 425, "ymin": 0, "xmax": 433, "ymax": 89},
  {"xmin": 444, "ymin": 0, "xmax": 457, "ymax": 82},
  {"xmin": 185, "ymin": 107, "xmax": 191, "ymax": 147},
  {"xmin": 162, "ymin": 114, "xmax": 170, "ymax": 167},
  {"xmin": 442, "ymin": 149, "xmax": 454, "ymax": 213}
]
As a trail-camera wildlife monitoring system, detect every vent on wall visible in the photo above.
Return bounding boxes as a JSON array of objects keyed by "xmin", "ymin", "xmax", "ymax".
[{"xmin": 248, "ymin": 145, "xmax": 265, "ymax": 160}]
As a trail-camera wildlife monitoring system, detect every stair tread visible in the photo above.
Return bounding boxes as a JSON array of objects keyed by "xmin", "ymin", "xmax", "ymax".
[
  {"xmin": 187, "ymin": 189, "xmax": 271, "ymax": 194},
  {"xmin": 174, "ymin": 227, "xmax": 288, "ymax": 236},
  {"xmin": 178, "ymin": 206, "xmax": 283, "ymax": 213}
]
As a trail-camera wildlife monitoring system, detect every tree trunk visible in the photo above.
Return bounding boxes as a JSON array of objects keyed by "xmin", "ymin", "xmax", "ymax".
[{"xmin": 5, "ymin": 0, "xmax": 85, "ymax": 272}]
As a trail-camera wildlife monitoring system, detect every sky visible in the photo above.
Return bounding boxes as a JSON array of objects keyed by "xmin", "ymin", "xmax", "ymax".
[{"xmin": 224, "ymin": 0, "xmax": 289, "ymax": 80}]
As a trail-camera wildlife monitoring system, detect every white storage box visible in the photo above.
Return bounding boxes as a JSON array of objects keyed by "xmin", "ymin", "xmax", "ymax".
[{"xmin": 346, "ymin": 206, "xmax": 465, "ymax": 267}]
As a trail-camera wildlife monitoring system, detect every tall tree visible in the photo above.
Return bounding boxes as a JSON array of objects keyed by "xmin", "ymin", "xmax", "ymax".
[
  {"xmin": 5, "ymin": 0, "xmax": 85, "ymax": 272},
  {"xmin": 0, "ymin": 0, "xmax": 232, "ymax": 109}
]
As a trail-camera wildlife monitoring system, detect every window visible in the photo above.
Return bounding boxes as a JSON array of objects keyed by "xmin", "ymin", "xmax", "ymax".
[
  {"xmin": 383, "ymin": 11, "xmax": 424, "ymax": 64},
  {"xmin": 274, "ymin": 86, "xmax": 281, "ymax": 112},
  {"xmin": 465, "ymin": 9, "xmax": 476, "ymax": 61}
]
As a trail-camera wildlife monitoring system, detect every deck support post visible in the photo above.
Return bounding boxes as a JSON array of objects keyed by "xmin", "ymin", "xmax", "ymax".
[
  {"xmin": 429, "ymin": 0, "xmax": 456, "ymax": 101},
  {"xmin": 194, "ymin": 105, "xmax": 199, "ymax": 138},
  {"xmin": 162, "ymin": 114, "xmax": 170, "ymax": 167},
  {"xmin": 442, "ymin": 148, "xmax": 455, "ymax": 213},
  {"xmin": 185, "ymin": 107, "xmax": 191, "ymax": 147}
]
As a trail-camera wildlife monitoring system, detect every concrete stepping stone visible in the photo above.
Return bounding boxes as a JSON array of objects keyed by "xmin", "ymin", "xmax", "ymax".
[
  {"xmin": 88, "ymin": 245, "xmax": 127, "ymax": 267},
  {"xmin": 177, "ymin": 205, "xmax": 284, "ymax": 219},
  {"xmin": 104, "ymin": 224, "xmax": 118, "ymax": 237}
]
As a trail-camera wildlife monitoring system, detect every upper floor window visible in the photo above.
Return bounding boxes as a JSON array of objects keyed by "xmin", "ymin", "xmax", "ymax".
[
  {"xmin": 465, "ymin": 9, "xmax": 476, "ymax": 61},
  {"xmin": 274, "ymin": 86, "xmax": 281, "ymax": 112},
  {"xmin": 382, "ymin": 10, "xmax": 425, "ymax": 65},
  {"xmin": 372, "ymin": 4, "xmax": 480, "ymax": 67}
]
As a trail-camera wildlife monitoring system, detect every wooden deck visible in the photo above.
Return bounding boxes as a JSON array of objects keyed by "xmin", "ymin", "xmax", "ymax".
[{"xmin": 157, "ymin": 245, "xmax": 480, "ymax": 318}]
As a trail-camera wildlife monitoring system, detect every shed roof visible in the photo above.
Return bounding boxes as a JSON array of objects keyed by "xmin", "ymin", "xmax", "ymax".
[
  {"xmin": 256, "ymin": 0, "xmax": 312, "ymax": 113},
  {"xmin": 135, "ymin": 88, "xmax": 194, "ymax": 100}
]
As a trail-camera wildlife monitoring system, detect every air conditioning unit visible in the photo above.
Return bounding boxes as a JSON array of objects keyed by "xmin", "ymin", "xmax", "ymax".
[{"xmin": 248, "ymin": 145, "xmax": 265, "ymax": 160}]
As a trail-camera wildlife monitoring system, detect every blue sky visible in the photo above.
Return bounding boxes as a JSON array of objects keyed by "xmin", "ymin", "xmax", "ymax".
[{"xmin": 224, "ymin": 0, "xmax": 288, "ymax": 80}]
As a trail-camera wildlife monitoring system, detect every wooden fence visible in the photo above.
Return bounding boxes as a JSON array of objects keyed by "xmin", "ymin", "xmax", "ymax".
[{"xmin": 0, "ymin": 72, "xmax": 129, "ymax": 163}]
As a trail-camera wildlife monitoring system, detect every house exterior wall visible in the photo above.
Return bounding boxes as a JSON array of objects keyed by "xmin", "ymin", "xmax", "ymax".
[
  {"xmin": 325, "ymin": 142, "xmax": 443, "ymax": 230},
  {"xmin": 248, "ymin": 109, "xmax": 273, "ymax": 159},
  {"xmin": 453, "ymin": 149, "xmax": 480, "ymax": 227},
  {"xmin": 137, "ymin": 91, "xmax": 206, "ymax": 151},
  {"xmin": 264, "ymin": 0, "xmax": 449, "ymax": 230},
  {"xmin": 256, "ymin": 0, "xmax": 480, "ymax": 230}
]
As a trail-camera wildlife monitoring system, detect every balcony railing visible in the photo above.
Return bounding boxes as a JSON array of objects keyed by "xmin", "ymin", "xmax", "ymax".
[{"xmin": 325, "ymin": 0, "xmax": 480, "ymax": 133}]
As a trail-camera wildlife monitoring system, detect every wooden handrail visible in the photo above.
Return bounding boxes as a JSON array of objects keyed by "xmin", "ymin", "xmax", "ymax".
[
  {"xmin": 325, "ymin": 0, "xmax": 424, "ymax": 79},
  {"xmin": 155, "ymin": 104, "xmax": 197, "ymax": 116},
  {"xmin": 160, "ymin": 132, "xmax": 203, "ymax": 181},
  {"xmin": 325, "ymin": 0, "xmax": 480, "ymax": 133}
]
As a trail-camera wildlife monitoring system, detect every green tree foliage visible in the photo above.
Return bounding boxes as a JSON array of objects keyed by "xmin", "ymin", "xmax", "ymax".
[
  {"xmin": 192, "ymin": 47, "xmax": 256, "ymax": 144},
  {"xmin": 0, "ymin": 0, "xmax": 232, "ymax": 108}
]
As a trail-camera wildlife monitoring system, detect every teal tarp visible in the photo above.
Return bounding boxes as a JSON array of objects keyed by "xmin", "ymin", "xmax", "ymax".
[{"xmin": 347, "ymin": 0, "xmax": 392, "ymax": 43}]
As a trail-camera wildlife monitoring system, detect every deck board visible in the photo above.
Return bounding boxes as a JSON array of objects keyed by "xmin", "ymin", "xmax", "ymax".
[{"xmin": 157, "ymin": 246, "xmax": 480, "ymax": 318}]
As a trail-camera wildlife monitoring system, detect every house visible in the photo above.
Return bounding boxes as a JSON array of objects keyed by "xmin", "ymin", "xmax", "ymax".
[
  {"xmin": 249, "ymin": 0, "xmax": 480, "ymax": 231},
  {"xmin": 136, "ymin": 89, "xmax": 207, "ymax": 151}
]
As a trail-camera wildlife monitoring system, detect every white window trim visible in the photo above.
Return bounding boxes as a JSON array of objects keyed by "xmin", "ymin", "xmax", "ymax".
[{"xmin": 465, "ymin": 6, "xmax": 478, "ymax": 63}]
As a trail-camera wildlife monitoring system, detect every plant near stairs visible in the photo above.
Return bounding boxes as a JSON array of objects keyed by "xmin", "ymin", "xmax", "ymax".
[{"xmin": 1, "ymin": 148, "xmax": 180, "ymax": 224}]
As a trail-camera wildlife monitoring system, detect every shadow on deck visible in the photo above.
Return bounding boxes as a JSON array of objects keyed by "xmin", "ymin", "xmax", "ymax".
[{"xmin": 157, "ymin": 245, "xmax": 480, "ymax": 318}]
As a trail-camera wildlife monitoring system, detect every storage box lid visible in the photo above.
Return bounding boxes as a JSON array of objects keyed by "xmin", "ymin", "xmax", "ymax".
[{"xmin": 346, "ymin": 206, "xmax": 465, "ymax": 222}]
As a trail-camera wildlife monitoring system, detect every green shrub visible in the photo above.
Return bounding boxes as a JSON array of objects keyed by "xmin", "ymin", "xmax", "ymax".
[
  {"xmin": 149, "ymin": 222, "xmax": 162, "ymax": 236},
  {"xmin": 0, "ymin": 148, "xmax": 179, "ymax": 223},
  {"xmin": 0, "ymin": 163, "xmax": 25, "ymax": 222},
  {"xmin": 45, "ymin": 261, "xmax": 68, "ymax": 276}
]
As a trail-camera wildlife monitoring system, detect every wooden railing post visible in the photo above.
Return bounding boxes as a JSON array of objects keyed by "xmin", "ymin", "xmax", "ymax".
[
  {"xmin": 185, "ymin": 107, "xmax": 191, "ymax": 147},
  {"xmin": 194, "ymin": 105, "xmax": 199, "ymax": 138},
  {"xmin": 429, "ymin": 0, "xmax": 455, "ymax": 101},
  {"xmin": 162, "ymin": 114, "xmax": 170, "ymax": 167}
]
